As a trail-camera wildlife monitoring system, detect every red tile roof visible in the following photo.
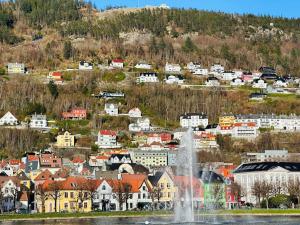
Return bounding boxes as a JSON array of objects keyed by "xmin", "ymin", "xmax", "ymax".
[
  {"xmin": 112, "ymin": 59, "xmax": 124, "ymax": 63},
  {"xmin": 100, "ymin": 130, "xmax": 117, "ymax": 136}
]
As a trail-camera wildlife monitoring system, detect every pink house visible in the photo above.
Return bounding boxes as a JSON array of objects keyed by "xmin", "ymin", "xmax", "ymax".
[{"xmin": 62, "ymin": 108, "xmax": 87, "ymax": 120}]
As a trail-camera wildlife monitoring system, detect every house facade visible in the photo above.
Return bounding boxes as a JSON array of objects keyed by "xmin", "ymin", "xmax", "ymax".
[
  {"xmin": 0, "ymin": 112, "xmax": 18, "ymax": 126},
  {"xmin": 104, "ymin": 103, "xmax": 118, "ymax": 116},
  {"xmin": 180, "ymin": 113, "xmax": 208, "ymax": 128},
  {"xmin": 56, "ymin": 131, "xmax": 75, "ymax": 148},
  {"xmin": 110, "ymin": 59, "xmax": 124, "ymax": 69},
  {"xmin": 62, "ymin": 108, "xmax": 87, "ymax": 120},
  {"xmin": 79, "ymin": 61, "xmax": 93, "ymax": 70},
  {"xmin": 7, "ymin": 63, "xmax": 25, "ymax": 74},
  {"xmin": 96, "ymin": 130, "xmax": 121, "ymax": 149},
  {"xmin": 136, "ymin": 73, "xmax": 159, "ymax": 83},
  {"xmin": 234, "ymin": 162, "xmax": 300, "ymax": 205},
  {"xmin": 29, "ymin": 114, "xmax": 47, "ymax": 129},
  {"xmin": 165, "ymin": 63, "xmax": 181, "ymax": 73}
]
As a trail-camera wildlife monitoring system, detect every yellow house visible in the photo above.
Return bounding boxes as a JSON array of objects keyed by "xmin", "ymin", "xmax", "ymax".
[
  {"xmin": 56, "ymin": 131, "xmax": 75, "ymax": 148},
  {"xmin": 17, "ymin": 171, "xmax": 31, "ymax": 189},
  {"xmin": 219, "ymin": 115, "xmax": 235, "ymax": 127},
  {"xmin": 149, "ymin": 171, "xmax": 177, "ymax": 207},
  {"xmin": 37, "ymin": 177, "xmax": 93, "ymax": 213}
]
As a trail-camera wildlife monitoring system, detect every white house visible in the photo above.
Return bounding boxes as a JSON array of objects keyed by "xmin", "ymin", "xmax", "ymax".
[
  {"xmin": 104, "ymin": 103, "xmax": 119, "ymax": 116},
  {"xmin": 180, "ymin": 113, "xmax": 208, "ymax": 128},
  {"xmin": 273, "ymin": 78, "xmax": 287, "ymax": 88},
  {"xmin": 210, "ymin": 64, "xmax": 224, "ymax": 74},
  {"xmin": 232, "ymin": 122, "xmax": 259, "ymax": 139},
  {"xmin": 193, "ymin": 68, "xmax": 209, "ymax": 76},
  {"xmin": 164, "ymin": 75, "xmax": 184, "ymax": 84},
  {"xmin": 241, "ymin": 150, "xmax": 297, "ymax": 164},
  {"xmin": 29, "ymin": 114, "xmax": 47, "ymax": 129},
  {"xmin": 0, "ymin": 177, "xmax": 20, "ymax": 212},
  {"xmin": 7, "ymin": 63, "xmax": 25, "ymax": 74},
  {"xmin": 96, "ymin": 130, "xmax": 121, "ymax": 149},
  {"xmin": 136, "ymin": 73, "xmax": 159, "ymax": 84},
  {"xmin": 110, "ymin": 59, "xmax": 124, "ymax": 69},
  {"xmin": 0, "ymin": 112, "xmax": 18, "ymax": 126},
  {"xmin": 252, "ymin": 79, "xmax": 267, "ymax": 89},
  {"xmin": 128, "ymin": 108, "xmax": 142, "ymax": 118},
  {"xmin": 129, "ymin": 123, "xmax": 142, "ymax": 132},
  {"xmin": 135, "ymin": 62, "xmax": 152, "ymax": 70},
  {"xmin": 221, "ymin": 71, "xmax": 237, "ymax": 81},
  {"xmin": 165, "ymin": 63, "xmax": 181, "ymax": 73},
  {"xmin": 187, "ymin": 62, "xmax": 201, "ymax": 72},
  {"xmin": 234, "ymin": 162, "xmax": 300, "ymax": 205},
  {"xmin": 79, "ymin": 61, "xmax": 93, "ymax": 70},
  {"xmin": 93, "ymin": 179, "xmax": 113, "ymax": 211},
  {"xmin": 109, "ymin": 154, "xmax": 132, "ymax": 164},
  {"xmin": 230, "ymin": 78, "xmax": 245, "ymax": 86},
  {"xmin": 137, "ymin": 117, "xmax": 150, "ymax": 131},
  {"xmin": 205, "ymin": 77, "xmax": 220, "ymax": 87}
]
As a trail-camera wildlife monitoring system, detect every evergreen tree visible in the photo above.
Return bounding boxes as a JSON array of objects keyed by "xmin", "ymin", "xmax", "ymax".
[
  {"xmin": 182, "ymin": 37, "xmax": 196, "ymax": 53},
  {"xmin": 47, "ymin": 80, "xmax": 58, "ymax": 99},
  {"xmin": 63, "ymin": 40, "xmax": 73, "ymax": 59}
]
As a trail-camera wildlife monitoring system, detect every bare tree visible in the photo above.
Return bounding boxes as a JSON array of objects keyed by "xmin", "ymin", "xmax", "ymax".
[
  {"xmin": 114, "ymin": 181, "xmax": 132, "ymax": 211},
  {"xmin": 150, "ymin": 185, "xmax": 163, "ymax": 210},
  {"xmin": 260, "ymin": 181, "xmax": 273, "ymax": 209},
  {"xmin": 229, "ymin": 182, "xmax": 242, "ymax": 208},
  {"xmin": 212, "ymin": 183, "xmax": 224, "ymax": 209},
  {"xmin": 123, "ymin": 183, "xmax": 132, "ymax": 211},
  {"xmin": 48, "ymin": 181, "xmax": 62, "ymax": 213},
  {"xmin": 35, "ymin": 184, "xmax": 48, "ymax": 213},
  {"xmin": 84, "ymin": 180, "xmax": 98, "ymax": 211},
  {"xmin": 287, "ymin": 178, "xmax": 300, "ymax": 208},
  {"xmin": 252, "ymin": 181, "xmax": 263, "ymax": 207}
]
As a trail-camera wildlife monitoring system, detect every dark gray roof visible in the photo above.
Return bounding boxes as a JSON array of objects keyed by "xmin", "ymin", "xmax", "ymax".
[
  {"xmin": 148, "ymin": 171, "xmax": 164, "ymax": 186},
  {"xmin": 180, "ymin": 112, "xmax": 207, "ymax": 119},
  {"xmin": 234, "ymin": 162, "xmax": 300, "ymax": 174},
  {"xmin": 198, "ymin": 171, "xmax": 224, "ymax": 184},
  {"xmin": 25, "ymin": 161, "xmax": 39, "ymax": 173}
]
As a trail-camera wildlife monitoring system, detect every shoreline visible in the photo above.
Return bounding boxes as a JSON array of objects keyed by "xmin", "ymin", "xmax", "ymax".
[{"xmin": 2, "ymin": 211, "xmax": 300, "ymax": 222}]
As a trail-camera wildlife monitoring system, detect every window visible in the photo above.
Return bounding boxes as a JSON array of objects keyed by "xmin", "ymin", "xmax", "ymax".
[
  {"xmin": 84, "ymin": 202, "xmax": 88, "ymax": 208},
  {"xmin": 84, "ymin": 192, "xmax": 88, "ymax": 198},
  {"xmin": 65, "ymin": 192, "xmax": 68, "ymax": 198},
  {"xmin": 70, "ymin": 192, "xmax": 74, "ymax": 198},
  {"xmin": 102, "ymin": 185, "xmax": 106, "ymax": 191},
  {"xmin": 143, "ymin": 186, "xmax": 146, "ymax": 191},
  {"xmin": 130, "ymin": 203, "xmax": 133, "ymax": 209},
  {"xmin": 138, "ymin": 194, "xmax": 141, "ymax": 199},
  {"xmin": 143, "ymin": 193, "xmax": 146, "ymax": 199},
  {"xmin": 64, "ymin": 203, "xmax": 68, "ymax": 209}
]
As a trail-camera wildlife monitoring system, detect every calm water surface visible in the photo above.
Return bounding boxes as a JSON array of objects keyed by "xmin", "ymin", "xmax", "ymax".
[{"xmin": 1, "ymin": 216, "xmax": 300, "ymax": 225}]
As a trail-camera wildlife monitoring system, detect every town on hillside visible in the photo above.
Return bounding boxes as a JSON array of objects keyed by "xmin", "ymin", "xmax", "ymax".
[{"xmin": 1, "ymin": 0, "xmax": 300, "ymax": 216}]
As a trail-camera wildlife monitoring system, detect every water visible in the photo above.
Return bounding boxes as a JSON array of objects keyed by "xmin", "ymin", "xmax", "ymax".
[
  {"xmin": 1, "ymin": 216, "xmax": 300, "ymax": 225},
  {"xmin": 174, "ymin": 128, "xmax": 196, "ymax": 223}
]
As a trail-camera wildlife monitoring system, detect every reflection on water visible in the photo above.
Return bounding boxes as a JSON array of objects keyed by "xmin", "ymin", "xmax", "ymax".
[{"xmin": 1, "ymin": 216, "xmax": 300, "ymax": 225}]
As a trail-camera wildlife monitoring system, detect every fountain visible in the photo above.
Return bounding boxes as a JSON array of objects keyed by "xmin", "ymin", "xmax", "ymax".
[{"xmin": 174, "ymin": 128, "xmax": 196, "ymax": 223}]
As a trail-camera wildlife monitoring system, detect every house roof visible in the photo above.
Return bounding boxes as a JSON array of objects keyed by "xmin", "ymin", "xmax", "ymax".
[
  {"xmin": 34, "ymin": 169, "xmax": 55, "ymax": 181},
  {"xmin": 148, "ymin": 171, "xmax": 164, "ymax": 186},
  {"xmin": 234, "ymin": 162, "xmax": 300, "ymax": 173},
  {"xmin": 112, "ymin": 59, "xmax": 124, "ymax": 63},
  {"xmin": 198, "ymin": 171, "xmax": 224, "ymax": 184},
  {"xmin": 100, "ymin": 130, "xmax": 117, "ymax": 136},
  {"xmin": 234, "ymin": 122, "xmax": 257, "ymax": 127},
  {"xmin": 42, "ymin": 176, "xmax": 89, "ymax": 191},
  {"xmin": 120, "ymin": 174, "xmax": 149, "ymax": 192},
  {"xmin": 72, "ymin": 157, "xmax": 85, "ymax": 164}
]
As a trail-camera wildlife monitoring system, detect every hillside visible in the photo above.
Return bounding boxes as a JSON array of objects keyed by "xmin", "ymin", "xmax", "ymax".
[
  {"xmin": 1, "ymin": 1, "xmax": 300, "ymax": 164},
  {"xmin": 1, "ymin": 1, "xmax": 300, "ymax": 74}
]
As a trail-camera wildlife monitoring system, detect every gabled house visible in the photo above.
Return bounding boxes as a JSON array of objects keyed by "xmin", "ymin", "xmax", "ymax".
[
  {"xmin": 164, "ymin": 75, "xmax": 184, "ymax": 84},
  {"xmin": 193, "ymin": 68, "xmax": 209, "ymax": 76},
  {"xmin": 110, "ymin": 59, "xmax": 124, "ymax": 69},
  {"xmin": 48, "ymin": 71, "xmax": 63, "ymax": 84},
  {"xmin": 108, "ymin": 154, "xmax": 132, "ymax": 164},
  {"xmin": 93, "ymin": 179, "xmax": 114, "ymax": 211},
  {"xmin": 230, "ymin": 78, "xmax": 244, "ymax": 86},
  {"xmin": 165, "ymin": 63, "xmax": 181, "ymax": 73},
  {"xmin": 180, "ymin": 113, "xmax": 208, "ymax": 128},
  {"xmin": 56, "ymin": 131, "xmax": 75, "ymax": 148},
  {"xmin": 135, "ymin": 62, "xmax": 152, "ymax": 70},
  {"xmin": 0, "ymin": 112, "xmax": 18, "ymax": 126},
  {"xmin": 7, "ymin": 63, "xmax": 25, "ymax": 74},
  {"xmin": 249, "ymin": 93, "xmax": 267, "ymax": 101},
  {"xmin": 210, "ymin": 64, "xmax": 224, "ymax": 74},
  {"xmin": 273, "ymin": 78, "xmax": 287, "ymax": 87},
  {"xmin": 221, "ymin": 71, "xmax": 237, "ymax": 81},
  {"xmin": 29, "ymin": 114, "xmax": 47, "ymax": 129},
  {"xmin": 62, "ymin": 108, "xmax": 87, "ymax": 120},
  {"xmin": 186, "ymin": 62, "xmax": 201, "ymax": 72},
  {"xmin": 110, "ymin": 174, "xmax": 152, "ymax": 211},
  {"xmin": 205, "ymin": 77, "xmax": 220, "ymax": 87},
  {"xmin": 0, "ymin": 176, "xmax": 20, "ymax": 212},
  {"xmin": 96, "ymin": 130, "xmax": 121, "ymax": 149},
  {"xmin": 148, "ymin": 170, "xmax": 177, "ymax": 209},
  {"xmin": 252, "ymin": 79, "xmax": 267, "ymax": 89},
  {"xmin": 128, "ymin": 108, "xmax": 142, "ymax": 118},
  {"xmin": 79, "ymin": 61, "xmax": 93, "ymax": 70},
  {"xmin": 232, "ymin": 122, "xmax": 259, "ymax": 139},
  {"xmin": 104, "ymin": 103, "xmax": 118, "ymax": 116},
  {"xmin": 136, "ymin": 117, "xmax": 150, "ymax": 131},
  {"xmin": 136, "ymin": 72, "xmax": 159, "ymax": 83}
]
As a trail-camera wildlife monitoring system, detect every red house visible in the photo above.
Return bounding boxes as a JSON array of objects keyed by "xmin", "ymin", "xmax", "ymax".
[{"xmin": 62, "ymin": 108, "xmax": 87, "ymax": 120}]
